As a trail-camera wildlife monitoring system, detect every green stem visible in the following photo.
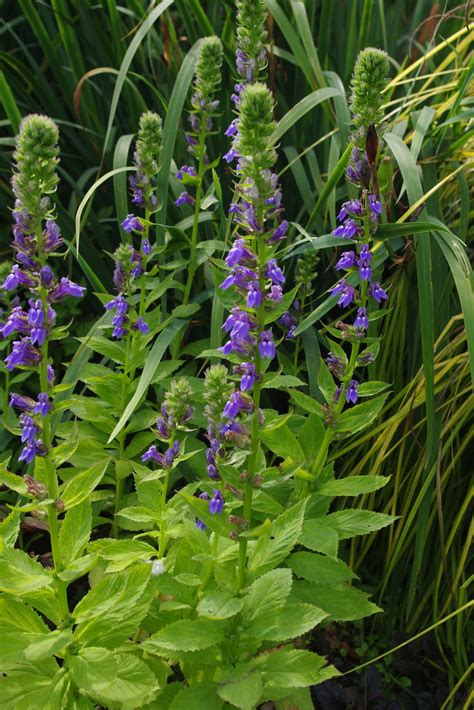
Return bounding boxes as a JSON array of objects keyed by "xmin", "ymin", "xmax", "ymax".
[
  {"xmin": 182, "ymin": 117, "xmax": 208, "ymax": 306},
  {"xmin": 157, "ymin": 434, "xmax": 174, "ymax": 558}
]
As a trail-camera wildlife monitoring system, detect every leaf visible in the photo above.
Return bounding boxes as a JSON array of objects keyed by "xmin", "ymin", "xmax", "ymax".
[
  {"xmin": 336, "ymin": 394, "xmax": 388, "ymax": 434},
  {"xmin": 273, "ymin": 88, "xmax": 341, "ymax": 142},
  {"xmin": 243, "ymin": 568, "xmax": 293, "ymax": 623},
  {"xmin": 24, "ymin": 629, "xmax": 72, "ymax": 662},
  {"xmin": 246, "ymin": 603, "xmax": 327, "ymax": 642},
  {"xmin": 70, "ymin": 649, "xmax": 159, "ymax": 709},
  {"xmin": 325, "ymin": 510, "xmax": 396, "ymax": 539},
  {"xmin": 259, "ymin": 425, "xmax": 304, "ymax": 462},
  {"xmin": 262, "ymin": 374, "xmax": 306, "ymax": 389},
  {"xmin": 289, "ymin": 389, "xmax": 324, "ymax": 416},
  {"xmin": 59, "ymin": 499, "xmax": 91, "ymax": 567},
  {"xmin": 292, "ymin": 581, "xmax": 381, "ymax": 621},
  {"xmin": 0, "ymin": 668, "xmax": 69, "ymax": 710},
  {"xmin": 197, "ymin": 592, "xmax": 244, "ymax": 620},
  {"xmin": 298, "ymin": 414, "xmax": 326, "ymax": 459},
  {"xmin": 108, "ymin": 318, "xmax": 186, "ymax": 442},
  {"xmin": 317, "ymin": 359, "xmax": 336, "ymax": 403},
  {"xmin": 76, "ymin": 335, "xmax": 126, "ymax": 363},
  {"xmin": 0, "ymin": 509, "xmax": 21, "ymax": 547},
  {"xmin": 88, "ymin": 538, "xmax": 156, "ymax": 572},
  {"xmin": 300, "ymin": 518, "xmax": 339, "ymax": 558},
  {"xmin": 0, "ymin": 466, "xmax": 27, "ymax": 494},
  {"xmin": 145, "ymin": 619, "xmax": 225, "ymax": 653},
  {"xmin": 254, "ymin": 648, "xmax": 339, "ymax": 689},
  {"xmin": 357, "ymin": 381, "xmax": 391, "ymax": 397},
  {"xmin": 0, "ymin": 547, "xmax": 52, "ymax": 595},
  {"xmin": 74, "ymin": 563, "xmax": 153, "ymax": 648},
  {"xmin": 248, "ymin": 499, "xmax": 307, "ymax": 578},
  {"xmin": 60, "ymin": 458, "xmax": 110, "ymax": 509},
  {"xmin": 181, "ymin": 492, "xmax": 230, "ymax": 537},
  {"xmin": 315, "ymin": 475, "xmax": 390, "ymax": 496},
  {"xmin": 170, "ymin": 684, "xmax": 223, "ymax": 710},
  {"xmin": 287, "ymin": 551, "xmax": 356, "ymax": 584},
  {"xmin": 217, "ymin": 666, "xmax": 263, "ymax": 710}
]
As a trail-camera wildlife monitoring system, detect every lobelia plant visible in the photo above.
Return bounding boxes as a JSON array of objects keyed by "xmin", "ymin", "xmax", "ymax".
[{"xmin": 0, "ymin": 8, "xmax": 400, "ymax": 710}]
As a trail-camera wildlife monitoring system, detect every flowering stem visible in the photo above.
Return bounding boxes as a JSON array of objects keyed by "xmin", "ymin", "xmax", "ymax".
[
  {"xmin": 36, "ymin": 225, "xmax": 69, "ymax": 620},
  {"xmin": 182, "ymin": 117, "xmax": 207, "ymax": 306},
  {"xmin": 158, "ymin": 434, "xmax": 174, "ymax": 558},
  {"xmin": 112, "ymin": 328, "xmax": 132, "ymax": 537}
]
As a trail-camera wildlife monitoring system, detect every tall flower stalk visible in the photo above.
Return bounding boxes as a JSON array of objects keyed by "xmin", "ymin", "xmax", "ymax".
[
  {"xmin": 174, "ymin": 36, "xmax": 223, "ymax": 305},
  {"xmin": 109, "ymin": 111, "xmax": 162, "ymax": 534},
  {"xmin": 311, "ymin": 47, "xmax": 390, "ymax": 479},
  {"xmin": 218, "ymin": 83, "xmax": 290, "ymax": 589},
  {"xmin": 1, "ymin": 115, "xmax": 85, "ymax": 618}
]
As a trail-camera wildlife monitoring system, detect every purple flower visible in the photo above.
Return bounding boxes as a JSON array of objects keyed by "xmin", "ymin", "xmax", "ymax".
[
  {"xmin": 18, "ymin": 440, "xmax": 44, "ymax": 465},
  {"xmin": 141, "ymin": 445, "xmax": 165, "ymax": 466},
  {"xmin": 9, "ymin": 393, "xmax": 35, "ymax": 413},
  {"xmin": 132, "ymin": 189, "xmax": 144, "ymax": 206},
  {"xmin": 225, "ymin": 120, "xmax": 238, "ymax": 137},
  {"xmin": 43, "ymin": 220, "xmax": 63, "ymax": 252},
  {"xmin": 2, "ymin": 306, "xmax": 30, "ymax": 337},
  {"xmin": 2, "ymin": 264, "xmax": 36, "ymax": 291},
  {"xmin": 196, "ymin": 491, "xmax": 210, "ymax": 530},
  {"xmin": 226, "ymin": 238, "xmax": 255, "ymax": 268},
  {"xmin": 346, "ymin": 380, "xmax": 359, "ymax": 404},
  {"xmin": 176, "ymin": 165, "xmax": 197, "ymax": 180},
  {"xmin": 4, "ymin": 338, "xmax": 41, "ymax": 370},
  {"xmin": 121, "ymin": 214, "xmax": 144, "ymax": 233},
  {"xmin": 269, "ymin": 285, "xmax": 283, "ymax": 302},
  {"xmin": 334, "ymin": 385, "xmax": 342, "ymax": 403},
  {"xmin": 175, "ymin": 191, "xmax": 195, "ymax": 207},
  {"xmin": 164, "ymin": 440, "xmax": 180, "ymax": 467},
  {"xmin": 269, "ymin": 219, "xmax": 289, "ymax": 243},
  {"xmin": 223, "ymin": 148, "xmax": 239, "ymax": 163},
  {"xmin": 333, "ymin": 219, "xmax": 360, "ymax": 240},
  {"xmin": 47, "ymin": 365, "xmax": 55, "ymax": 385},
  {"xmin": 238, "ymin": 362, "xmax": 257, "ymax": 391},
  {"xmin": 33, "ymin": 393, "xmax": 51, "ymax": 417},
  {"xmin": 265, "ymin": 259, "xmax": 285, "ymax": 285},
  {"xmin": 336, "ymin": 251, "xmax": 357, "ymax": 271},
  {"xmin": 48, "ymin": 278, "xmax": 85, "ymax": 303},
  {"xmin": 259, "ymin": 330, "xmax": 275, "ymax": 359},
  {"xmin": 368, "ymin": 194, "xmax": 382, "ymax": 222},
  {"xmin": 39, "ymin": 266, "xmax": 54, "ymax": 288},
  {"xmin": 132, "ymin": 316, "xmax": 150, "ymax": 334},
  {"xmin": 354, "ymin": 307, "xmax": 369, "ymax": 331},
  {"xmin": 369, "ymin": 282, "xmax": 388, "ymax": 303},
  {"xmin": 142, "ymin": 239, "xmax": 152, "ymax": 255},
  {"xmin": 223, "ymin": 391, "xmax": 253, "ymax": 420},
  {"xmin": 209, "ymin": 490, "xmax": 224, "ymax": 515},
  {"xmin": 330, "ymin": 280, "xmax": 356, "ymax": 307},
  {"xmin": 20, "ymin": 415, "xmax": 38, "ymax": 444},
  {"xmin": 337, "ymin": 200, "xmax": 363, "ymax": 221},
  {"xmin": 246, "ymin": 282, "xmax": 262, "ymax": 309}
]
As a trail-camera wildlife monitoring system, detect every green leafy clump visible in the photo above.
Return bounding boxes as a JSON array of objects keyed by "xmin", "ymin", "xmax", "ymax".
[
  {"xmin": 135, "ymin": 111, "xmax": 162, "ymax": 177},
  {"xmin": 194, "ymin": 36, "xmax": 224, "ymax": 101}
]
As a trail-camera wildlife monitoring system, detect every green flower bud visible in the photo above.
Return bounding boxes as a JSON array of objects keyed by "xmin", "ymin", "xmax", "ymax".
[
  {"xmin": 204, "ymin": 364, "xmax": 233, "ymax": 423},
  {"xmin": 12, "ymin": 114, "xmax": 59, "ymax": 220},
  {"xmin": 237, "ymin": 83, "xmax": 276, "ymax": 172},
  {"xmin": 236, "ymin": 0, "xmax": 267, "ymax": 82},
  {"xmin": 163, "ymin": 378, "xmax": 194, "ymax": 424},
  {"xmin": 296, "ymin": 251, "xmax": 319, "ymax": 296},
  {"xmin": 135, "ymin": 111, "xmax": 162, "ymax": 178},
  {"xmin": 194, "ymin": 36, "xmax": 223, "ymax": 107},
  {"xmin": 350, "ymin": 47, "xmax": 389, "ymax": 130}
]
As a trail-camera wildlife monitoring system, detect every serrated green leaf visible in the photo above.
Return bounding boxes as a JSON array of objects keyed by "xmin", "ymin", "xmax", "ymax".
[
  {"xmin": 248, "ymin": 499, "xmax": 308, "ymax": 578},
  {"xmin": 145, "ymin": 619, "xmax": 225, "ymax": 652},
  {"xmin": 217, "ymin": 666, "xmax": 263, "ymax": 710},
  {"xmin": 60, "ymin": 458, "xmax": 110, "ymax": 510},
  {"xmin": 336, "ymin": 393, "xmax": 388, "ymax": 434},
  {"xmin": 260, "ymin": 425, "xmax": 305, "ymax": 463},
  {"xmin": 243, "ymin": 568, "xmax": 293, "ymax": 623},
  {"xmin": 24, "ymin": 629, "xmax": 72, "ymax": 662},
  {"xmin": 59, "ymin": 499, "xmax": 91, "ymax": 567},
  {"xmin": 0, "ymin": 547, "xmax": 52, "ymax": 595},
  {"xmin": 292, "ymin": 581, "xmax": 381, "ymax": 621},
  {"xmin": 287, "ymin": 551, "xmax": 356, "ymax": 584},
  {"xmin": 0, "ymin": 668, "xmax": 69, "ymax": 710},
  {"xmin": 170, "ymin": 683, "xmax": 223, "ymax": 710},
  {"xmin": 246, "ymin": 602, "xmax": 327, "ymax": 642},
  {"xmin": 300, "ymin": 518, "xmax": 339, "ymax": 557},
  {"xmin": 326, "ymin": 509, "xmax": 396, "ymax": 539},
  {"xmin": 254, "ymin": 648, "xmax": 339, "ymax": 688},
  {"xmin": 197, "ymin": 592, "xmax": 244, "ymax": 620},
  {"xmin": 315, "ymin": 475, "xmax": 390, "ymax": 496}
]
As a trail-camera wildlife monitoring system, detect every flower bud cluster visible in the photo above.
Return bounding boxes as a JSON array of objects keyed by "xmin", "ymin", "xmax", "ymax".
[
  {"xmin": 142, "ymin": 379, "xmax": 193, "ymax": 469},
  {"xmin": 129, "ymin": 111, "xmax": 162, "ymax": 211},
  {"xmin": 175, "ymin": 37, "xmax": 223, "ymax": 207}
]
